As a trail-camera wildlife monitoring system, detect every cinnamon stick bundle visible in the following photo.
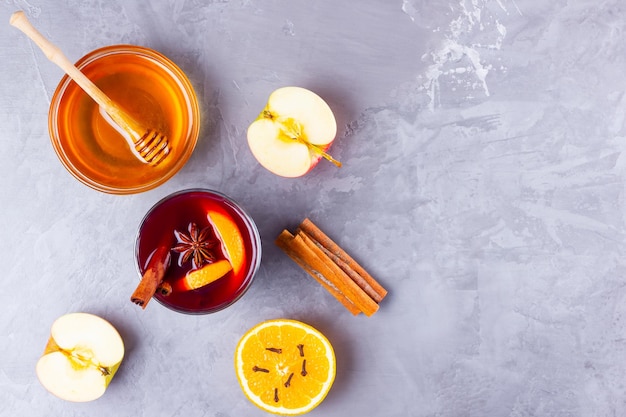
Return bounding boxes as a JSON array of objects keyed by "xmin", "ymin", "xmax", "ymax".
[
  {"xmin": 130, "ymin": 242, "xmax": 171, "ymax": 309},
  {"xmin": 275, "ymin": 218, "xmax": 387, "ymax": 316}
]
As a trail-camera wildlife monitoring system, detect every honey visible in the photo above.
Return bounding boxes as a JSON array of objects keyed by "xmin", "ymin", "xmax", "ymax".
[{"xmin": 49, "ymin": 45, "xmax": 199, "ymax": 194}]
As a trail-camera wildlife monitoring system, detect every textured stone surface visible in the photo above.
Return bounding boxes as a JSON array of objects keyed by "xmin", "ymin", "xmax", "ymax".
[{"xmin": 2, "ymin": 0, "xmax": 626, "ymax": 416}]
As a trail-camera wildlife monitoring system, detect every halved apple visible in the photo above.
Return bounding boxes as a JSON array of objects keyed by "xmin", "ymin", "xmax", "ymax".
[
  {"xmin": 36, "ymin": 313, "xmax": 124, "ymax": 402},
  {"xmin": 247, "ymin": 86, "xmax": 340, "ymax": 177}
]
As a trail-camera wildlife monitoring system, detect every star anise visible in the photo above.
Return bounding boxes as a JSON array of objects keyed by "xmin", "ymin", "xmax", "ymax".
[{"xmin": 172, "ymin": 222, "xmax": 218, "ymax": 268}]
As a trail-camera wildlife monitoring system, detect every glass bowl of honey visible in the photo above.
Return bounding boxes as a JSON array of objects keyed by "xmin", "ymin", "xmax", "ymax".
[{"xmin": 48, "ymin": 45, "xmax": 200, "ymax": 194}]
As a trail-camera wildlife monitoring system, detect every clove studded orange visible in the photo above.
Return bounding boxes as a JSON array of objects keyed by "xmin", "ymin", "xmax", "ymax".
[{"xmin": 234, "ymin": 319, "xmax": 336, "ymax": 415}]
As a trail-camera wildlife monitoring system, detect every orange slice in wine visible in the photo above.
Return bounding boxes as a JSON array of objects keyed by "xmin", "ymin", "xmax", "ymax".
[
  {"xmin": 234, "ymin": 319, "xmax": 336, "ymax": 415},
  {"xmin": 208, "ymin": 210, "xmax": 246, "ymax": 276},
  {"xmin": 177, "ymin": 259, "xmax": 232, "ymax": 291}
]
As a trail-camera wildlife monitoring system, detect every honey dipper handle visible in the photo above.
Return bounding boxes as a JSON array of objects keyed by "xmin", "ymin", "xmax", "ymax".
[{"xmin": 10, "ymin": 11, "xmax": 142, "ymax": 138}]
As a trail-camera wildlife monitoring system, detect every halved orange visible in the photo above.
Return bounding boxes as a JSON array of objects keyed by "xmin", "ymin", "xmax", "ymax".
[
  {"xmin": 234, "ymin": 319, "xmax": 336, "ymax": 415},
  {"xmin": 208, "ymin": 210, "xmax": 246, "ymax": 276}
]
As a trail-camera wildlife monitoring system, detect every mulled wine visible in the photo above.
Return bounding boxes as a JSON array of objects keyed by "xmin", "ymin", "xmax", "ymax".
[{"xmin": 136, "ymin": 189, "xmax": 261, "ymax": 314}]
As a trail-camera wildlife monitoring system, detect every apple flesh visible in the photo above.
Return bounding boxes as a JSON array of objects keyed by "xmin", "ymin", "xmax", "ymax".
[
  {"xmin": 36, "ymin": 313, "xmax": 124, "ymax": 402},
  {"xmin": 247, "ymin": 86, "xmax": 340, "ymax": 177}
]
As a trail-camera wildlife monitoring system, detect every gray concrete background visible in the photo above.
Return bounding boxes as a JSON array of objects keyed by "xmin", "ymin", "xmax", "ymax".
[{"xmin": 2, "ymin": 1, "xmax": 626, "ymax": 416}]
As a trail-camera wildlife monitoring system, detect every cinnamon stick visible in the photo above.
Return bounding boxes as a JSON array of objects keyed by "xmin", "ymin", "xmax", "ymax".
[
  {"xmin": 276, "ymin": 218, "xmax": 388, "ymax": 317},
  {"xmin": 131, "ymin": 241, "xmax": 171, "ymax": 309},
  {"xmin": 297, "ymin": 228, "xmax": 383, "ymax": 303},
  {"xmin": 276, "ymin": 230, "xmax": 360, "ymax": 315},
  {"xmin": 295, "ymin": 230, "xmax": 379, "ymax": 316},
  {"xmin": 299, "ymin": 218, "xmax": 387, "ymax": 301}
]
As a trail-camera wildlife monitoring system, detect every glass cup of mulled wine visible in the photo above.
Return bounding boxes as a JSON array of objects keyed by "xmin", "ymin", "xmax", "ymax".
[{"xmin": 135, "ymin": 189, "xmax": 262, "ymax": 314}]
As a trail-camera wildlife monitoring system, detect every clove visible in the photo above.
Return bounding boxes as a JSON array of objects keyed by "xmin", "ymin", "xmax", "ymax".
[
  {"xmin": 284, "ymin": 372, "xmax": 294, "ymax": 387},
  {"xmin": 252, "ymin": 365, "xmax": 270, "ymax": 373}
]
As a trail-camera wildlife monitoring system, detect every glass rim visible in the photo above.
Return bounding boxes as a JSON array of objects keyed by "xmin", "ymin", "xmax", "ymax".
[
  {"xmin": 134, "ymin": 188, "xmax": 263, "ymax": 315},
  {"xmin": 48, "ymin": 44, "xmax": 200, "ymax": 195}
]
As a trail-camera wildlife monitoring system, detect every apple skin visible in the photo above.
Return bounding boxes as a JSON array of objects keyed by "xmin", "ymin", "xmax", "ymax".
[
  {"xmin": 35, "ymin": 313, "xmax": 124, "ymax": 402},
  {"xmin": 247, "ymin": 86, "xmax": 339, "ymax": 178}
]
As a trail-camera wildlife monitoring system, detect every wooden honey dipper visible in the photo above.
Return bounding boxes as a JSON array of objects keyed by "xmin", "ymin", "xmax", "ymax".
[{"xmin": 10, "ymin": 11, "xmax": 170, "ymax": 166}]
